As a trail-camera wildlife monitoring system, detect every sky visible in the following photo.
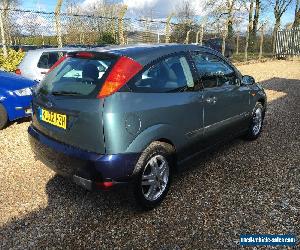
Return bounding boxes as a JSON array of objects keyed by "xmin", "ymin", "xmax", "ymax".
[{"xmin": 21, "ymin": 0, "xmax": 296, "ymax": 27}]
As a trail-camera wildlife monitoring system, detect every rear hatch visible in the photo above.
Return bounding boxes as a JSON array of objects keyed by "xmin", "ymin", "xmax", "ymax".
[{"xmin": 31, "ymin": 51, "xmax": 118, "ymax": 154}]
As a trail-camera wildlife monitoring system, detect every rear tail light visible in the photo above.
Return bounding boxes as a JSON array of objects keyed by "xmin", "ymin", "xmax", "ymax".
[
  {"xmin": 97, "ymin": 56, "xmax": 142, "ymax": 98},
  {"xmin": 48, "ymin": 55, "xmax": 68, "ymax": 73},
  {"xmin": 15, "ymin": 68, "xmax": 21, "ymax": 75}
]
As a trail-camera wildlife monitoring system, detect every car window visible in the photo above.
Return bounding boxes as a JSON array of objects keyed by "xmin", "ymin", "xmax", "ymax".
[
  {"xmin": 130, "ymin": 55, "xmax": 194, "ymax": 93},
  {"xmin": 37, "ymin": 52, "xmax": 66, "ymax": 69},
  {"xmin": 38, "ymin": 57, "xmax": 114, "ymax": 97},
  {"xmin": 192, "ymin": 52, "xmax": 236, "ymax": 88}
]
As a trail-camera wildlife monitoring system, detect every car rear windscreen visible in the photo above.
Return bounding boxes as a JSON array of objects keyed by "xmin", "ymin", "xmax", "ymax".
[
  {"xmin": 37, "ymin": 56, "xmax": 115, "ymax": 97},
  {"xmin": 37, "ymin": 52, "xmax": 67, "ymax": 69}
]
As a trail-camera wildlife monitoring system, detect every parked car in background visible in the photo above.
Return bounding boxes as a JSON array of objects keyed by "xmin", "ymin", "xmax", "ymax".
[
  {"xmin": 9, "ymin": 45, "xmax": 41, "ymax": 52},
  {"xmin": 28, "ymin": 44, "xmax": 267, "ymax": 209},
  {"xmin": 0, "ymin": 71, "xmax": 36, "ymax": 129},
  {"xmin": 16, "ymin": 47, "xmax": 84, "ymax": 82},
  {"xmin": 203, "ymin": 38, "xmax": 234, "ymax": 58}
]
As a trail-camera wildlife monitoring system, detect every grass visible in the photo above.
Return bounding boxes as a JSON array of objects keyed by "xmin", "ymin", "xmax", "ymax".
[{"xmin": 231, "ymin": 52, "xmax": 274, "ymax": 63}]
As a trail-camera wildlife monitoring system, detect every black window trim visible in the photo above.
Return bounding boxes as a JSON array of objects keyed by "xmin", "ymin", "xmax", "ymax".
[
  {"xmin": 189, "ymin": 49, "xmax": 241, "ymax": 89},
  {"xmin": 125, "ymin": 51, "xmax": 197, "ymax": 93}
]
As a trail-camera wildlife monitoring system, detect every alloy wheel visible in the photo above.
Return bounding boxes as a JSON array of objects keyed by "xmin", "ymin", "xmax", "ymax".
[
  {"xmin": 252, "ymin": 107, "xmax": 262, "ymax": 136},
  {"xmin": 141, "ymin": 155, "xmax": 169, "ymax": 201}
]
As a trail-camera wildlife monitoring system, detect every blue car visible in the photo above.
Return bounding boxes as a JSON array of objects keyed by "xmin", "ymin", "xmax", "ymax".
[{"xmin": 0, "ymin": 71, "xmax": 36, "ymax": 129}]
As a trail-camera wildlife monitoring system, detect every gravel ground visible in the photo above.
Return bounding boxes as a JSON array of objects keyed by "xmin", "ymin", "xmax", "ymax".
[{"xmin": 0, "ymin": 60, "xmax": 299, "ymax": 249}]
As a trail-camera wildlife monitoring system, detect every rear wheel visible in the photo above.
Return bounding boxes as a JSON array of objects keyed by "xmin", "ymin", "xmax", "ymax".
[
  {"xmin": 132, "ymin": 142, "xmax": 175, "ymax": 210},
  {"xmin": 0, "ymin": 104, "xmax": 8, "ymax": 130},
  {"xmin": 245, "ymin": 102, "xmax": 264, "ymax": 140}
]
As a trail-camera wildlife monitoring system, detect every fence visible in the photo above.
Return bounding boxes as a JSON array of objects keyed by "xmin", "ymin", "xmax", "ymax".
[
  {"xmin": 276, "ymin": 28, "xmax": 300, "ymax": 57},
  {"xmin": 0, "ymin": 8, "xmax": 284, "ymax": 62}
]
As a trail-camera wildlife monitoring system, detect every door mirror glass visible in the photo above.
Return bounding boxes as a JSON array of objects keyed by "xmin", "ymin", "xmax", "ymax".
[{"xmin": 242, "ymin": 75, "xmax": 255, "ymax": 85}]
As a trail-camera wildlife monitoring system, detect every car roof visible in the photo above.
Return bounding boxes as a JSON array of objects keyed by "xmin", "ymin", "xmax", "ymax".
[
  {"xmin": 87, "ymin": 43, "xmax": 214, "ymax": 66},
  {"xmin": 27, "ymin": 47, "xmax": 84, "ymax": 54}
]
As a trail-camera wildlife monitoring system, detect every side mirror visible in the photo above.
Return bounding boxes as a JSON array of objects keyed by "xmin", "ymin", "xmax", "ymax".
[{"xmin": 242, "ymin": 75, "xmax": 255, "ymax": 85}]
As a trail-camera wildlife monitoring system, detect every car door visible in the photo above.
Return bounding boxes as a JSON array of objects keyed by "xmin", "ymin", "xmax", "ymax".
[{"xmin": 191, "ymin": 51, "xmax": 250, "ymax": 145}]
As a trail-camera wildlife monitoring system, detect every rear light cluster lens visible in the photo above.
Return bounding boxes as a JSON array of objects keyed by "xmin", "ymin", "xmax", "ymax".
[
  {"xmin": 98, "ymin": 56, "xmax": 142, "ymax": 98},
  {"xmin": 15, "ymin": 68, "xmax": 21, "ymax": 75}
]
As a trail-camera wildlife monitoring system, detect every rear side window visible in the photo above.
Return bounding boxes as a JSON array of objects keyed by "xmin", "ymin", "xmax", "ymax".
[
  {"xmin": 37, "ymin": 52, "xmax": 66, "ymax": 69},
  {"xmin": 129, "ymin": 55, "xmax": 194, "ymax": 93},
  {"xmin": 192, "ymin": 52, "xmax": 235, "ymax": 88},
  {"xmin": 38, "ymin": 56, "xmax": 114, "ymax": 97}
]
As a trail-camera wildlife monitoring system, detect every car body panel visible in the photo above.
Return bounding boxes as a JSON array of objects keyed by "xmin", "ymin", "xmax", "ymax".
[
  {"xmin": 0, "ymin": 71, "xmax": 36, "ymax": 121},
  {"xmin": 28, "ymin": 44, "xmax": 267, "ymax": 188},
  {"xmin": 203, "ymin": 85, "xmax": 251, "ymax": 143},
  {"xmin": 31, "ymin": 96, "xmax": 106, "ymax": 154},
  {"xmin": 28, "ymin": 125, "xmax": 139, "ymax": 182},
  {"xmin": 103, "ymin": 91, "xmax": 204, "ymax": 160}
]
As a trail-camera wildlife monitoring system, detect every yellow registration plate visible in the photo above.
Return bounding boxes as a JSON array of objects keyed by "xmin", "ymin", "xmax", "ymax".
[{"xmin": 40, "ymin": 108, "xmax": 67, "ymax": 129}]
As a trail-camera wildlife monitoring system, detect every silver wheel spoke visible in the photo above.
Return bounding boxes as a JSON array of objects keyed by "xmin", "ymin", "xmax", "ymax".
[
  {"xmin": 142, "ymin": 173, "xmax": 155, "ymax": 186},
  {"xmin": 150, "ymin": 158, "xmax": 159, "ymax": 173},
  {"xmin": 158, "ymin": 162, "xmax": 167, "ymax": 179},
  {"xmin": 146, "ymin": 183, "xmax": 157, "ymax": 200}
]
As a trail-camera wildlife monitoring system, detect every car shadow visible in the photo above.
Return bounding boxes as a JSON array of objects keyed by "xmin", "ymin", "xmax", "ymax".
[
  {"xmin": 5, "ymin": 116, "xmax": 31, "ymax": 129},
  {"xmin": 1, "ymin": 77, "xmax": 298, "ymax": 248}
]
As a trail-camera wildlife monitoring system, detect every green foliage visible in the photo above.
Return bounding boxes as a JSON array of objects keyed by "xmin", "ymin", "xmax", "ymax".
[
  {"xmin": 0, "ymin": 49, "xmax": 25, "ymax": 72},
  {"xmin": 97, "ymin": 32, "xmax": 117, "ymax": 45}
]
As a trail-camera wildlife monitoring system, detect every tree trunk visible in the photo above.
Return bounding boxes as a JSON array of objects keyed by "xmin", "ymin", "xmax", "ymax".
[
  {"xmin": 245, "ymin": 22, "xmax": 251, "ymax": 61},
  {"xmin": 272, "ymin": 18, "xmax": 280, "ymax": 55},
  {"xmin": 165, "ymin": 14, "xmax": 173, "ymax": 43},
  {"xmin": 252, "ymin": 0, "xmax": 260, "ymax": 38},
  {"xmin": 199, "ymin": 24, "xmax": 204, "ymax": 45},
  {"xmin": 227, "ymin": 0, "xmax": 235, "ymax": 40},
  {"xmin": 118, "ymin": 5, "xmax": 127, "ymax": 45},
  {"xmin": 0, "ymin": 11, "xmax": 7, "ymax": 58},
  {"xmin": 293, "ymin": 0, "xmax": 300, "ymax": 27},
  {"xmin": 236, "ymin": 32, "xmax": 239, "ymax": 55},
  {"xmin": 185, "ymin": 30, "xmax": 191, "ymax": 44},
  {"xmin": 259, "ymin": 25, "xmax": 264, "ymax": 60},
  {"xmin": 55, "ymin": 0, "xmax": 63, "ymax": 48},
  {"xmin": 248, "ymin": 0, "xmax": 254, "ymax": 34},
  {"xmin": 222, "ymin": 21, "xmax": 228, "ymax": 56}
]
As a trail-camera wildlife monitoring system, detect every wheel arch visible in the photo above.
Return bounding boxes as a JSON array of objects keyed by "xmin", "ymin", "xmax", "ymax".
[{"xmin": 126, "ymin": 124, "xmax": 181, "ymax": 155}]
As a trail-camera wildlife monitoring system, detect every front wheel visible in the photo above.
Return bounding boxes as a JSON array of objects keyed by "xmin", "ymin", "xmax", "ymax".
[
  {"xmin": 245, "ymin": 102, "xmax": 264, "ymax": 140},
  {"xmin": 0, "ymin": 104, "xmax": 8, "ymax": 130},
  {"xmin": 132, "ymin": 142, "xmax": 175, "ymax": 210}
]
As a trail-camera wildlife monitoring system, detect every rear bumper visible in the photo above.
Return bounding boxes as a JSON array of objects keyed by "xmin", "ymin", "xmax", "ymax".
[{"xmin": 28, "ymin": 125, "xmax": 139, "ymax": 190}]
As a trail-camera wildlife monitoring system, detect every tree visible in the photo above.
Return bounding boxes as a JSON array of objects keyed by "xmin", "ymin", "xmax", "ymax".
[
  {"xmin": 205, "ymin": 0, "xmax": 241, "ymax": 40},
  {"xmin": 0, "ymin": 0, "xmax": 20, "ymax": 56},
  {"xmin": 272, "ymin": 0, "xmax": 293, "ymax": 53},
  {"xmin": 293, "ymin": 0, "xmax": 300, "ymax": 27},
  {"xmin": 171, "ymin": 1, "xmax": 196, "ymax": 43},
  {"xmin": 251, "ymin": 0, "xmax": 261, "ymax": 39},
  {"xmin": 55, "ymin": 0, "xmax": 63, "ymax": 47}
]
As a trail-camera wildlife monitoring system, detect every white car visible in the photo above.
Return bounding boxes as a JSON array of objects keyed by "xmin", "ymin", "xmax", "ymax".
[{"xmin": 16, "ymin": 47, "xmax": 84, "ymax": 82}]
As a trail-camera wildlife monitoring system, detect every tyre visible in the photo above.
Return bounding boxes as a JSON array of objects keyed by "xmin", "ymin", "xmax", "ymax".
[
  {"xmin": 0, "ymin": 104, "xmax": 8, "ymax": 130},
  {"xmin": 245, "ymin": 102, "xmax": 264, "ymax": 140},
  {"xmin": 132, "ymin": 141, "xmax": 175, "ymax": 210}
]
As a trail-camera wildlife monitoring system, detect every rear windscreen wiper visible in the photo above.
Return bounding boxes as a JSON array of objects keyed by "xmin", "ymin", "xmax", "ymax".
[{"xmin": 51, "ymin": 91, "xmax": 82, "ymax": 96}]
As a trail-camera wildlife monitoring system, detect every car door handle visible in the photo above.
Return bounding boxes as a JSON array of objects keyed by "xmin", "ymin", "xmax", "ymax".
[{"xmin": 206, "ymin": 97, "xmax": 217, "ymax": 104}]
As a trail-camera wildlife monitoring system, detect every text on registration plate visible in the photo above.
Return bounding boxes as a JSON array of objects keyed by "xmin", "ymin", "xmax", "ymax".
[{"xmin": 40, "ymin": 108, "xmax": 67, "ymax": 129}]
